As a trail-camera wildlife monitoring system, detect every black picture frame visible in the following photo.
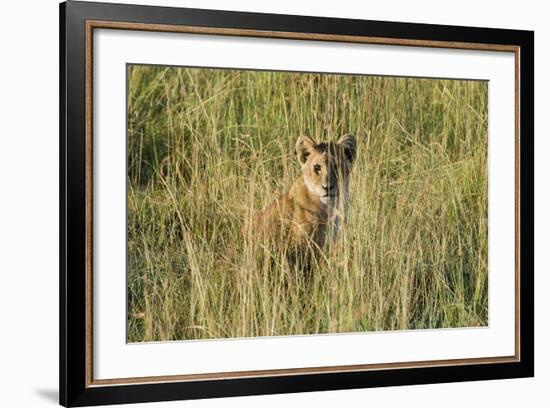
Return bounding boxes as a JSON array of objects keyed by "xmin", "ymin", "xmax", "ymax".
[{"xmin": 60, "ymin": 1, "xmax": 534, "ymax": 406}]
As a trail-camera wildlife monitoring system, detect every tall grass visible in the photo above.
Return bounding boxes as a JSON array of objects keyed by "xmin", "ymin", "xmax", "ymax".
[{"xmin": 127, "ymin": 65, "xmax": 488, "ymax": 342}]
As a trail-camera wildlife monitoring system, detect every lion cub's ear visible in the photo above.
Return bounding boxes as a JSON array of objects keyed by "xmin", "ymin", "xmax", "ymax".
[
  {"xmin": 338, "ymin": 134, "xmax": 357, "ymax": 164},
  {"xmin": 295, "ymin": 136, "xmax": 316, "ymax": 166}
]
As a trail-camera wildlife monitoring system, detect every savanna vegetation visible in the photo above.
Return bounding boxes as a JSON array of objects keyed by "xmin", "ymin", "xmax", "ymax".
[{"xmin": 127, "ymin": 65, "xmax": 488, "ymax": 342}]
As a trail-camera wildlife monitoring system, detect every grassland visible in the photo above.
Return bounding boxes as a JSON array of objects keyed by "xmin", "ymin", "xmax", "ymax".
[{"xmin": 127, "ymin": 65, "xmax": 488, "ymax": 342}]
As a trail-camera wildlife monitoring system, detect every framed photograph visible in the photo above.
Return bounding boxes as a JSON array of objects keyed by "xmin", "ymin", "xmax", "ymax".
[{"xmin": 60, "ymin": 1, "xmax": 534, "ymax": 406}]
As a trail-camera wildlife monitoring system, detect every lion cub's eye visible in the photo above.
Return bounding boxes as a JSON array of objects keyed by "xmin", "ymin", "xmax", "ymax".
[{"xmin": 313, "ymin": 164, "xmax": 321, "ymax": 174}]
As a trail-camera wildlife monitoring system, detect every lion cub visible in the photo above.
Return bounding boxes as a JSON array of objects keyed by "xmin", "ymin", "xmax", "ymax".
[{"xmin": 249, "ymin": 134, "xmax": 356, "ymax": 267}]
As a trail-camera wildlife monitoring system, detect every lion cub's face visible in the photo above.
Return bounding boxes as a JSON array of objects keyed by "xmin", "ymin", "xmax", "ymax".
[{"xmin": 295, "ymin": 134, "xmax": 357, "ymax": 204}]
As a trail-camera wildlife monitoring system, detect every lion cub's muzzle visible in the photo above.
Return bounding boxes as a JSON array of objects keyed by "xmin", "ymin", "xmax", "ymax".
[{"xmin": 322, "ymin": 184, "xmax": 337, "ymax": 197}]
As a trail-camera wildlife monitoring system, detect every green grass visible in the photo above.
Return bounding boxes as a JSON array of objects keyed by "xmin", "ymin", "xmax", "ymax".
[{"xmin": 127, "ymin": 65, "xmax": 488, "ymax": 342}]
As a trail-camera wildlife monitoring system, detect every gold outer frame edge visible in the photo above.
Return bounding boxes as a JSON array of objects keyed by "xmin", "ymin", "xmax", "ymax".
[{"xmin": 84, "ymin": 20, "xmax": 521, "ymax": 388}]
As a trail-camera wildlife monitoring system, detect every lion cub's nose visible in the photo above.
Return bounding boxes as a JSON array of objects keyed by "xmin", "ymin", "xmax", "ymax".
[{"xmin": 322, "ymin": 185, "xmax": 333, "ymax": 193}]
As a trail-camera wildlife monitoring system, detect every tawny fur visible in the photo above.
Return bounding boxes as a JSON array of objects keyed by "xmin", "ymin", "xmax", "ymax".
[{"xmin": 249, "ymin": 134, "xmax": 356, "ymax": 265}]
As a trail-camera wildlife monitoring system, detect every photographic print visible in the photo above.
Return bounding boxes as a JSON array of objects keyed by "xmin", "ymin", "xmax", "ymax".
[
  {"xmin": 126, "ymin": 65, "xmax": 488, "ymax": 342},
  {"xmin": 60, "ymin": 4, "xmax": 533, "ymax": 404}
]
